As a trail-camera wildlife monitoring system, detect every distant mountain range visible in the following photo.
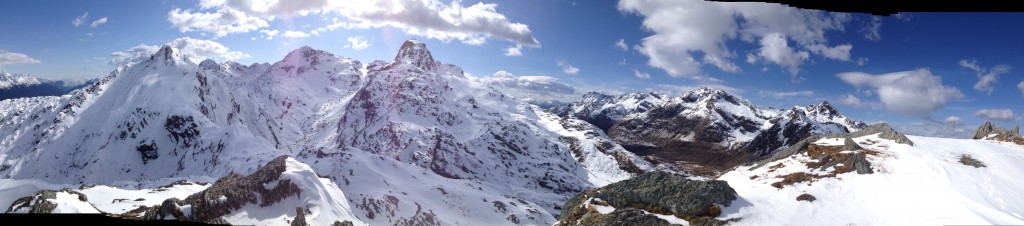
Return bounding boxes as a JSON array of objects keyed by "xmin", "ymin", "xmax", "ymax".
[
  {"xmin": 0, "ymin": 71, "xmax": 97, "ymax": 100},
  {"xmin": 552, "ymin": 88, "xmax": 866, "ymax": 175}
]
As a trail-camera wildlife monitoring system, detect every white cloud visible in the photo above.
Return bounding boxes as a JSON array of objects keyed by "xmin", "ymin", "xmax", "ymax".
[
  {"xmin": 259, "ymin": 29, "xmax": 279, "ymax": 40},
  {"xmin": 476, "ymin": 70, "xmax": 578, "ymax": 102},
  {"xmin": 504, "ymin": 44, "xmax": 522, "ymax": 56},
  {"xmin": 838, "ymin": 94, "xmax": 863, "ymax": 108},
  {"xmin": 72, "ymin": 12, "xmax": 89, "ymax": 27},
  {"xmin": 703, "ymin": 54, "xmax": 741, "ymax": 73},
  {"xmin": 345, "ymin": 36, "xmax": 371, "ymax": 50},
  {"xmin": 974, "ymin": 109, "xmax": 1016, "ymax": 121},
  {"xmin": 633, "ymin": 68, "xmax": 651, "ymax": 79},
  {"xmin": 615, "ymin": 39, "xmax": 628, "ymax": 51},
  {"xmin": 806, "ymin": 43, "xmax": 852, "ymax": 61},
  {"xmin": 757, "ymin": 33, "xmax": 808, "ymax": 78},
  {"xmin": 861, "ymin": 16, "xmax": 882, "ymax": 41},
  {"xmin": 281, "ymin": 30, "xmax": 310, "ymax": 39},
  {"xmin": 0, "ymin": 50, "xmax": 42, "ymax": 66},
  {"xmin": 109, "ymin": 37, "xmax": 250, "ymax": 66},
  {"xmin": 174, "ymin": 0, "xmax": 538, "ymax": 47},
  {"xmin": 837, "ymin": 69, "xmax": 964, "ymax": 118},
  {"xmin": 90, "ymin": 17, "xmax": 108, "ymax": 28},
  {"xmin": 618, "ymin": 0, "xmax": 853, "ymax": 80},
  {"xmin": 959, "ymin": 59, "xmax": 1011, "ymax": 95},
  {"xmin": 894, "ymin": 120, "xmax": 970, "ymax": 139},
  {"xmin": 167, "ymin": 8, "xmax": 270, "ymax": 37},
  {"xmin": 557, "ymin": 60, "xmax": 579, "ymax": 75},
  {"xmin": 1018, "ymin": 81, "xmax": 1024, "ymax": 96},
  {"xmin": 943, "ymin": 116, "xmax": 962, "ymax": 125},
  {"xmin": 759, "ymin": 90, "xmax": 813, "ymax": 99}
]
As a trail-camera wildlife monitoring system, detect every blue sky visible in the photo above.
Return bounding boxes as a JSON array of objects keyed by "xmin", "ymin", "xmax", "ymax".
[{"xmin": 0, "ymin": 0, "xmax": 1021, "ymax": 138}]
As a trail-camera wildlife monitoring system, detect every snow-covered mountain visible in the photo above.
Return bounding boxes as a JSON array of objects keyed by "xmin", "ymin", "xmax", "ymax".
[
  {"xmin": 0, "ymin": 71, "xmax": 97, "ymax": 100},
  {"xmin": 0, "ymin": 40, "xmax": 651, "ymax": 225},
  {"xmin": 554, "ymin": 87, "xmax": 865, "ymax": 176}
]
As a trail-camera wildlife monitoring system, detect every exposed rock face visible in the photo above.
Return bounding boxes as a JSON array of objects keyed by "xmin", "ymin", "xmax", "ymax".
[
  {"xmin": 557, "ymin": 171, "xmax": 737, "ymax": 226},
  {"xmin": 972, "ymin": 121, "xmax": 1023, "ymax": 145}
]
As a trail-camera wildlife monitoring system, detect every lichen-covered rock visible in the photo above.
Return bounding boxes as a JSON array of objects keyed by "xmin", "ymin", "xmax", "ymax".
[
  {"xmin": 5, "ymin": 188, "xmax": 96, "ymax": 214},
  {"xmin": 557, "ymin": 171, "xmax": 736, "ymax": 226},
  {"xmin": 842, "ymin": 138, "xmax": 860, "ymax": 151},
  {"xmin": 592, "ymin": 208, "xmax": 677, "ymax": 226},
  {"xmin": 141, "ymin": 155, "xmax": 302, "ymax": 223}
]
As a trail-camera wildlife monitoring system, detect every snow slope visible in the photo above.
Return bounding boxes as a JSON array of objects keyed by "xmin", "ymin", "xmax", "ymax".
[{"xmin": 718, "ymin": 135, "xmax": 1024, "ymax": 225}]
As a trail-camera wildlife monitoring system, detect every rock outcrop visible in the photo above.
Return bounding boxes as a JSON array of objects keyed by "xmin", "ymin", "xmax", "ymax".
[
  {"xmin": 5, "ymin": 188, "xmax": 99, "ymax": 213},
  {"xmin": 557, "ymin": 171, "xmax": 737, "ymax": 226},
  {"xmin": 972, "ymin": 121, "xmax": 1023, "ymax": 145}
]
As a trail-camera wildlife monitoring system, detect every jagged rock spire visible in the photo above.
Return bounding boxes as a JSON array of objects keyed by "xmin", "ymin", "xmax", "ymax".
[{"xmin": 393, "ymin": 40, "xmax": 437, "ymax": 71}]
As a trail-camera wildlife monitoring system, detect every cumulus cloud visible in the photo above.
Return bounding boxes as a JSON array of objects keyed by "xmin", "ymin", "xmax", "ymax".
[
  {"xmin": 618, "ymin": 0, "xmax": 854, "ymax": 80},
  {"xmin": 90, "ymin": 17, "xmax": 108, "ymax": 28},
  {"xmin": 167, "ymin": 8, "xmax": 270, "ymax": 37},
  {"xmin": 173, "ymin": 0, "xmax": 538, "ymax": 47},
  {"xmin": 504, "ymin": 44, "xmax": 522, "ymax": 56},
  {"xmin": 806, "ymin": 43, "xmax": 852, "ymax": 61},
  {"xmin": 109, "ymin": 37, "xmax": 249, "ymax": 66},
  {"xmin": 974, "ymin": 109, "xmax": 1016, "ymax": 121},
  {"xmin": 633, "ymin": 68, "xmax": 651, "ymax": 79},
  {"xmin": 757, "ymin": 33, "xmax": 809, "ymax": 77},
  {"xmin": 615, "ymin": 39, "xmax": 628, "ymax": 51},
  {"xmin": 837, "ymin": 69, "xmax": 964, "ymax": 118},
  {"xmin": 72, "ymin": 12, "xmax": 89, "ymax": 27},
  {"xmin": 959, "ymin": 59, "xmax": 1011, "ymax": 95},
  {"xmin": 557, "ymin": 60, "xmax": 579, "ymax": 75},
  {"xmin": 281, "ymin": 30, "xmax": 310, "ymax": 39},
  {"xmin": 1018, "ymin": 81, "xmax": 1024, "ymax": 96},
  {"xmin": 0, "ymin": 50, "xmax": 42, "ymax": 66},
  {"xmin": 345, "ymin": 36, "xmax": 371, "ymax": 50},
  {"xmin": 861, "ymin": 16, "xmax": 882, "ymax": 41},
  {"xmin": 259, "ymin": 29, "xmax": 279, "ymax": 40},
  {"xmin": 476, "ymin": 71, "xmax": 578, "ymax": 102},
  {"xmin": 759, "ymin": 90, "xmax": 813, "ymax": 99}
]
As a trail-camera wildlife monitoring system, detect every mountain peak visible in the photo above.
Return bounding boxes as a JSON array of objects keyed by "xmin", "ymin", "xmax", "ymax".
[
  {"xmin": 805, "ymin": 101, "xmax": 839, "ymax": 116},
  {"xmin": 682, "ymin": 86, "xmax": 742, "ymax": 105},
  {"xmin": 283, "ymin": 46, "xmax": 333, "ymax": 63},
  {"xmin": 393, "ymin": 39, "xmax": 437, "ymax": 71},
  {"xmin": 147, "ymin": 45, "xmax": 187, "ymax": 66},
  {"xmin": 0, "ymin": 71, "xmax": 43, "ymax": 89}
]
